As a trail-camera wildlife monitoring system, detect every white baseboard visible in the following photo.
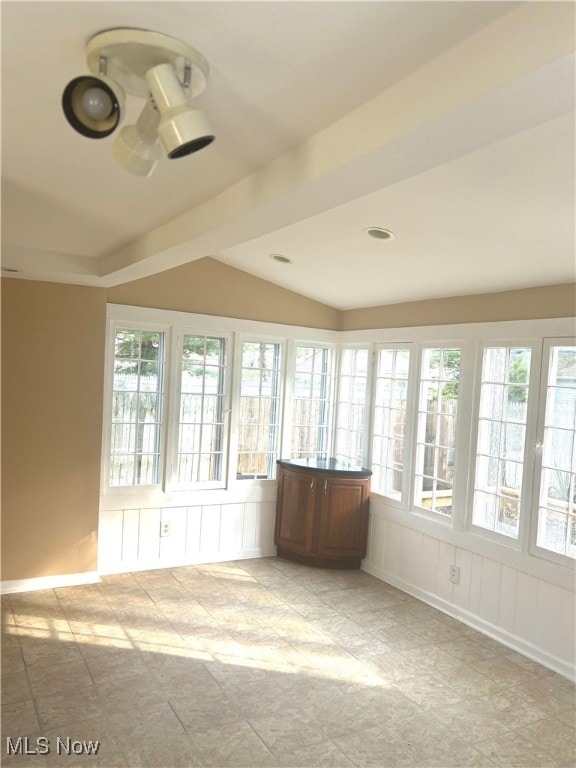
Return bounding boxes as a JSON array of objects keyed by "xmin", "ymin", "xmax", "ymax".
[
  {"xmin": 98, "ymin": 547, "xmax": 278, "ymax": 575},
  {"xmin": 1, "ymin": 571, "xmax": 101, "ymax": 595},
  {"xmin": 362, "ymin": 559, "xmax": 576, "ymax": 683}
]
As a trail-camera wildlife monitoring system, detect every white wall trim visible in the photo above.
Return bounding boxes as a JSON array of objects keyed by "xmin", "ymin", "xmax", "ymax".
[
  {"xmin": 1, "ymin": 571, "xmax": 101, "ymax": 595},
  {"xmin": 361, "ymin": 559, "xmax": 575, "ymax": 682},
  {"xmin": 340, "ymin": 316, "xmax": 575, "ymax": 344},
  {"xmin": 107, "ymin": 303, "xmax": 339, "ymax": 343}
]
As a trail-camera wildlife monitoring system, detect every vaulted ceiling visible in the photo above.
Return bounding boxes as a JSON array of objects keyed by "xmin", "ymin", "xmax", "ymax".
[{"xmin": 2, "ymin": 1, "xmax": 574, "ymax": 309}]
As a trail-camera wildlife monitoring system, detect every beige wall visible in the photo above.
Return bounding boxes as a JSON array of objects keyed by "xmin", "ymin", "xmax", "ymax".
[
  {"xmin": 1, "ymin": 279, "xmax": 107, "ymax": 581},
  {"xmin": 107, "ymin": 257, "xmax": 340, "ymax": 330},
  {"xmin": 341, "ymin": 283, "xmax": 576, "ymax": 330},
  {"xmin": 2, "ymin": 270, "xmax": 574, "ymax": 583}
]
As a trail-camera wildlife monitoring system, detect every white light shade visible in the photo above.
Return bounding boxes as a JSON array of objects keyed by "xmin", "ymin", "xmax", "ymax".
[
  {"xmin": 113, "ymin": 99, "xmax": 162, "ymax": 176},
  {"xmin": 145, "ymin": 63, "xmax": 214, "ymax": 159},
  {"xmin": 158, "ymin": 107, "xmax": 214, "ymax": 159}
]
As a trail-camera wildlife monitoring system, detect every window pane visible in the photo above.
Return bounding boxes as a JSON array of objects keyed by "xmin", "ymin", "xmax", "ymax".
[
  {"xmin": 414, "ymin": 348, "xmax": 460, "ymax": 515},
  {"xmin": 109, "ymin": 328, "xmax": 165, "ymax": 486},
  {"xmin": 291, "ymin": 346, "xmax": 333, "ymax": 460},
  {"xmin": 472, "ymin": 346, "xmax": 531, "ymax": 538},
  {"xmin": 335, "ymin": 348, "xmax": 369, "ymax": 465},
  {"xmin": 537, "ymin": 345, "xmax": 576, "ymax": 558},
  {"xmin": 372, "ymin": 347, "xmax": 412, "ymax": 500},
  {"xmin": 176, "ymin": 335, "xmax": 226, "ymax": 486},
  {"xmin": 237, "ymin": 341, "xmax": 282, "ymax": 479}
]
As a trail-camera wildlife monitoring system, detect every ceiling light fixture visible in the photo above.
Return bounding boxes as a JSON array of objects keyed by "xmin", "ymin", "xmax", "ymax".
[
  {"xmin": 62, "ymin": 28, "xmax": 214, "ymax": 176},
  {"xmin": 364, "ymin": 227, "xmax": 395, "ymax": 240}
]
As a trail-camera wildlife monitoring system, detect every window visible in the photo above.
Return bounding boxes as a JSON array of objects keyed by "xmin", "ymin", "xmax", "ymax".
[
  {"xmin": 291, "ymin": 345, "xmax": 333, "ymax": 459},
  {"xmin": 103, "ymin": 308, "xmax": 576, "ymax": 573},
  {"xmin": 176, "ymin": 334, "xmax": 228, "ymax": 487},
  {"xmin": 472, "ymin": 346, "xmax": 532, "ymax": 539},
  {"xmin": 414, "ymin": 347, "xmax": 461, "ymax": 515},
  {"xmin": 110, "ymin": 328, "xmax": 165, "ymax": 486},
  {"xmin": 237, "ymin": 341, "xmax": 283, "ymax": 479},
  {"xmin": 536, "ymin": 343, "xmax": 576, "ymax": 559},
  {"xmin": 335, "ymin": 347, "xmax": 369, "ymax": 465},
  {"xmin": 371, "ymin": 346, "xmax": 411, "ymax": 500}
]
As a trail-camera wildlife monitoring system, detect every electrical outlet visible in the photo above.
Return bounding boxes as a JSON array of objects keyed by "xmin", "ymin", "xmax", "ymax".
[
  {"xmin": 449, "ymin": 564, "xmax": 460, "ymax": 584},
  {"xmin": 160, "ymin": 521, "xmax": 171, "ymax": 537}
]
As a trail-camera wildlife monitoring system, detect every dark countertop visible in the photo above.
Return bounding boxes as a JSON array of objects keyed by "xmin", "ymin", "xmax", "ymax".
[{"xmin": 277, "ymin": 457, "xmax": 372, "ymax": 477}]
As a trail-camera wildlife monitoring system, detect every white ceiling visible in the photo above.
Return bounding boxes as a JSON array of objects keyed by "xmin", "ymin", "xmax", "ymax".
[{"xmin": 1, "ymin": 1, "xmax": 575, "ymax": 310}]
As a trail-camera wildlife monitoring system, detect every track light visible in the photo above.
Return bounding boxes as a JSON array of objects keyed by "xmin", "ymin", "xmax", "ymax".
[
  {"xmin": 113, "ymin": 99, "xmax": 162, "ymax": 177},
  {"xmin": 146, "ymin": 63, "xmax": 214, "ymax": 159},
  {"xmin": 61, "ymin": 28, "xmax": 213, "ymax": 176},
  {"xmin": 62, "ymin": 75, "xmax": 124, "ymax": 138}
]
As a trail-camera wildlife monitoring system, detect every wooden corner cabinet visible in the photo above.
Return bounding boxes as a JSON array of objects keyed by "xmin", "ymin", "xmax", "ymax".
[{"xmin": 274, "ymin": 458, "xmax": 372, "ymax": 569}]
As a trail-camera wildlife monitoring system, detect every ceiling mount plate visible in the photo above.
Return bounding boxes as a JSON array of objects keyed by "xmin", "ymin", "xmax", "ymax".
[{"xmin": 86, "ymin": 28, "xmax": 209, "ymax": 99}]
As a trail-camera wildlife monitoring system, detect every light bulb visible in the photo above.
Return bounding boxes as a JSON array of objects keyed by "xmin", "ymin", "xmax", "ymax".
[{"xmin": 81, "ymin": 87, "xmax": 113, "ymax": 120}]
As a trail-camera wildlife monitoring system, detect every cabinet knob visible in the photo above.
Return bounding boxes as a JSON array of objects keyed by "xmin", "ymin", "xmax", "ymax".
[{"xmin": 310, "ymin": 480, "xmax": 314, "ymax": 490}]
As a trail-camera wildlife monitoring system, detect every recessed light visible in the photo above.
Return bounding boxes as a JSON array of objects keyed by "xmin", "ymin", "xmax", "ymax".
[
  {"xmin": 364, "ymin": 227, "xmax": 395, "ymax": 241},
  {"xmin": 269, "ymin": 253, "xmax": 292, "ymax": 264}
]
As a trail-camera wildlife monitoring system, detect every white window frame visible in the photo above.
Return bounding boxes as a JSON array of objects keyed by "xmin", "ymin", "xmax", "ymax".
[
  {"xmin": 369, "ymin": 342, "xmax": 415, "ymax": 508},
  {"xmin": 287, "ymin": 340, "xmax": 336, "ymax": 461},
  {"xmin": 165, "ymin": 327, "xmax": 233, "ymax": 492},
  {"xmin": 101, "ymin": 318, "xmax": 172, "ymax": 495},
  {"xmin": 102, "ymin": 306, "xmax": 339, "ymax": 502},
  {"xmin": 334, "ymin": 344, "xmax": 373, "ymax": 467},
  {"xmin": 466, "ymin": 339, "xmax": 541, "ymax": 551},
  {"xmin": 529, "ymin": 337, "xmax": 576, "ymax": 566},
  {"xmin": 229, "ymin": 334, "xmax": 286, "ymax": 484},
  {"xmin": 410, "ymin": 342, "xmax": 468, "ymax": 525}
]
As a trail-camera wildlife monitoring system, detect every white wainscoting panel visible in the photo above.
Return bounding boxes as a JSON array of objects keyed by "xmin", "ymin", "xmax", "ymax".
[
  {"xmin": 98, "ymin": 499, "xmax": 277, "ymax": 575},
  {"xmin": 363, "ymin": 499, "xmax": 576, "ymax": 681}
]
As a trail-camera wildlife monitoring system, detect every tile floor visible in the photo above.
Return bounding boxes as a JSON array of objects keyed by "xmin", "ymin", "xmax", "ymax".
[{"xmin": 1, "ymin": 557, "xmax": 575, "ymax": 768}]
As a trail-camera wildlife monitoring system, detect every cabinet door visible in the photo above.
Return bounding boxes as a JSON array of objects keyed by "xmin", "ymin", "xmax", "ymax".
[
  {"xmin": 316, "ymin": 477, "xmax": 369, "ymax": 558},
  {"xmin": 275, "ymin": 468, "xmax": 316, "ymax": 553}
]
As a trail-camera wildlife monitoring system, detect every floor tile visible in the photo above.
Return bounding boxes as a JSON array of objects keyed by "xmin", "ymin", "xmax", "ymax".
[
  {"xmin": 1, "ymin": 670, "xmax": 33, "ymax": 705},
  {"xmin": 168, "ymin": 688, "xmax": 243, "ymax": 732},
  {"xmin": 248, "ymin": 711, "xmax": 327, "ymax": 754},
  {"xmin": 1, "ymin": 645, "xmax": 25, "ymax": 674},
  {"xmin": 94, "ymin": 671, "xmax": 168, "ymax": 714},
  {"xmin": 516, "ymin": 716, "xmax": 576, "ymax": 765},
  {"xmin": 27, "ymin": 660, "xmax": 94, "ymax": 699},
  {"xmin": 19, "ymin": 636, "xmax": 83, "ymax": 670},
  {"xmin": 333, "ymin": 724, "xmax": 421, "ymax": 767},
  {"xmin": 34, "ymin": 688, "xmax": 105, "ymax": 730},
  {"xmin": 106, "ymin": 700, "xmax": 186, "ymax": 745},
  {"xmin": 1, "ymin": 698, "xmax": 40, "ymax": 735},
  {"xmin": 435, "ymin": 698, "xmax": 513, "ymax": 744},
  {"xmin": 2, "ymin": 556, "xmax": 574, "ymax": 768},
  {"xmin": 391, "ymin": 673, "xmax": 466, "ymax": 711},
  {"xmin": 274, "ymin": 739, "xmax": 355, "ymax": 767},
  {"xmin": 123, "ymin": 732, "xmax": 201, "ymax": 768},
  {"xmin": 364, "ymin": 649, "xmax": 428, "ymax": 682},
  {"xmin": 188, "ymin": 720, "xmax": 274, "ymax": 766},
  {"xmin": 418, "ymin": 742, "xmax": 497, "ymax": 767},
  {"xmin": 474, "ymin": 731, "xmax": 563, "ymax": 767}
]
